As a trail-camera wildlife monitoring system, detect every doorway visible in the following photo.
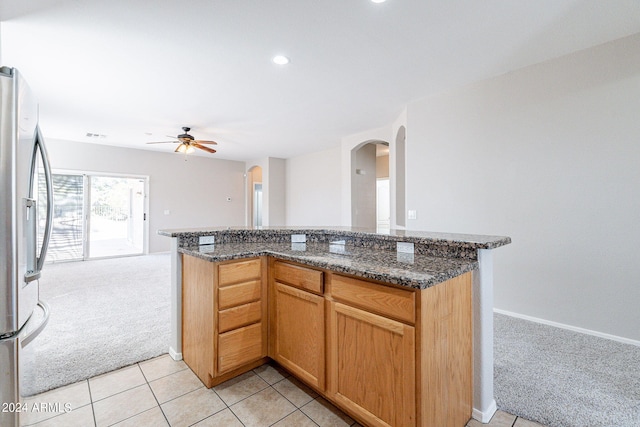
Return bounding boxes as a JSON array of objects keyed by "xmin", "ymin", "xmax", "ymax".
[
  {"xmin": 247, "ymin": 165, "xmax": 263, "ymax": 227},
  {"xmin": 253, "ymin": 183, "xmax": 263, "ymax": 227},
  {"xmin": 376, "ymin": 178, "xmax": 390, "ymax": 232},
  {"xmin": 45, "ymin": 172, "xmax": 148, "ymax": 261},
  {"xmin": 89, "ymin": 176, "xmax": 146, "ymax": 258},
  {"xmin": 351, "ymin": 141, "xmax": 390, "ymax": 231}
]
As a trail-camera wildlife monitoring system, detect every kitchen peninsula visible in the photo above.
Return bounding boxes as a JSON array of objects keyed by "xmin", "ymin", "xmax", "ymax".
[{"xmin": 159, "ymin": 227, "xmax": 510, "ymax": 427}]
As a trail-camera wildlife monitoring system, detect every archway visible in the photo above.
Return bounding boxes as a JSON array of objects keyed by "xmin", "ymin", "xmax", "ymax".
[{"xmin": 351, "ymin": 141, "xmax": 390, "ymax": 230}]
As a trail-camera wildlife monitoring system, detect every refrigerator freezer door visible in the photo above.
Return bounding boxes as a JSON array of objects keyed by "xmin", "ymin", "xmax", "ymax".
[
  {"xmin": 0, "ymin": 69, "xmax": 49, "ymax": 335},
  {"xmin": 0, "ymin": 69, "xmax": 18, "ymax": 335}
]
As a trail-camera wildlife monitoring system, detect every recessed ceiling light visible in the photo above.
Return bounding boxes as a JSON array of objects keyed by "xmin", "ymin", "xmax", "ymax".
[
  {"xmin": 272, "ymin": 55, "xmax": 290, "ymax": 65},
  {"xmin": 371, "ymin": 0, "xmax": 387, "ymax": 3}
]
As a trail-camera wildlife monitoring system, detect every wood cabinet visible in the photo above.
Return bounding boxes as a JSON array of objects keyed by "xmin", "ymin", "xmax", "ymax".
[
  {"xmin": 327, "ymin": 275, "xmax": 416, "ymax": 427},
  {"xmin": 182, "ymin": 255, "xmax": 267, "ymax": 387},
  {"xmin": 182, "ymin": 255, "xmax": 472, "ymax": 426},
  {"xmin": 216, "ymin": 258, "xmax": 267, "ymax": 376},
  {"xmin": 181, "ymin": 254, "xmax": 215, "ymax": 387},
  {"xmin": 269, "ymin": 260, "xmax": 325, "ymax": 391},
  {"xmin": 416, "ymin": 273, "xmax": 473, "ymax": 427}
]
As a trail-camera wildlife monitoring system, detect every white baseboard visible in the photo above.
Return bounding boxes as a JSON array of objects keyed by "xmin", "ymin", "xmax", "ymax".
[
  {"xmin": 494, "ymin": 308, "xmax": 640, "ymax": 347},
  {"xmin": 169, "ymin": 347, "xmax": 183, "ymax": 361},
  {"xmin": 472, "ymin": 399, "xmax": 497, "ymax": 423}
]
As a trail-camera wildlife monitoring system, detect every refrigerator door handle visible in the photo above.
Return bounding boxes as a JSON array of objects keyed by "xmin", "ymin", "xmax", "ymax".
[
  {"xmin": 29, "ymin": 126, "xmax": 53, "ymax": 274},
  {"xmin": 20, "ymin": 300, "xmax": 50, "ymax": 348}
]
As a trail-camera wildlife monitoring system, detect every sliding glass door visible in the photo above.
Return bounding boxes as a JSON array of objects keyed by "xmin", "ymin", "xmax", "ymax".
[
  {"xmin": 45, "ymin": 173, "xmax": 85, "ymax": 261},
  {"xmin": 88, "ymin": 176, "xmax": 145, "ymax": 258},
  {"xmin": 46, "ymin": 172, "xmax": 147, "ymax": 261}
]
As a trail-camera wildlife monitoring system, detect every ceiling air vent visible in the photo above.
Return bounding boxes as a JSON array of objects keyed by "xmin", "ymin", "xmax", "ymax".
[{"xmin": 85, "ymin": 132, "xmax": 107, "ymax": 138}]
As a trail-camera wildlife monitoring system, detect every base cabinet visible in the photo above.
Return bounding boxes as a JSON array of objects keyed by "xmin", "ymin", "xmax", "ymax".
[
  {"xmin": 182, "ymin": 255, "xmax": 267, "ymax": 387},
  {"xmin": 328, "ymin": 301, "xmax": 416, "ymax": 427},
  {"xmin": 182, "ymin": 256, "xmax": 472, "ymax": 426}
]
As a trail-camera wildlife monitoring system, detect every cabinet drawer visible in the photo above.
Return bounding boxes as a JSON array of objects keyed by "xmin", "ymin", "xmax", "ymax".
[
  {"xmin": 330, "ymin": 274, "xmax": 416, "ymax": 325},
  {"xmin": 218, "ymin": 279, "xmax": 261, "ymax": 309},
  {"xmin": 218, "ymin": 322, "xmax": 263, "ymax": 374},
  {"xmin": 273, "ymin": 261, "xmax": 323, "ymax": 294},
  {"xmin": 219, "ymin": 301, "xmax": 262, "ymax": 333},
  {"xmin": 219, "ymin": 258, "xmax": 262, "ymax": 287}
]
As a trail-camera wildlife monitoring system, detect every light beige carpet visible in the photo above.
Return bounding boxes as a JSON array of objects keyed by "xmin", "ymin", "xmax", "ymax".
[
  {"xmin": 24, "ymin": 253, "xmax": 171, "ymax": 396},
  {"xmin": 494, "ymin": 313, "xmax": 640, "ymax": 427}
]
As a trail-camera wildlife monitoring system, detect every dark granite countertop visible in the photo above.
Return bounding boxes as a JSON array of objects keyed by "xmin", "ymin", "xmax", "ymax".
[
  {"xmin": 159, "ymin": 226, "xmax": 511, "ymax": 250},
  {"xmin": 178, "ymin": 242, "xmax": 478, "ymax": 290}
]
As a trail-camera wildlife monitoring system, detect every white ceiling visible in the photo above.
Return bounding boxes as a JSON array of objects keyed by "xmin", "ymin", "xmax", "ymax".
[{"xmin": 2, "ymin": 0, "xmax": 639, "ymax": 161}]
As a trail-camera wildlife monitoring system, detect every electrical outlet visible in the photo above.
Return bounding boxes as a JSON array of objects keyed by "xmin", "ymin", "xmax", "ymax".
[
  {"xmin": 397, "ymin": 242, "xmax": 415, "ymax": 254},
  {"xmin": 199, "ymin": 235, "xmax": 215, "ymax": 245},
  {"xmin": 407, "ymin": 210, "xmax": 417, "ymax": 220}
]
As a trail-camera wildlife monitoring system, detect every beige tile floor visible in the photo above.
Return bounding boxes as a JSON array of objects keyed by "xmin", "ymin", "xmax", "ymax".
[{"xmin": 20, "ymin": 354, "xmax": 546, "ymax": 427}]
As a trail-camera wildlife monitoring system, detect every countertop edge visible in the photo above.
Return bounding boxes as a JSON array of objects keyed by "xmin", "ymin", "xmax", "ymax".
[
  {"xmin": 159, "ymin": 227, "xmax": 511, "ymax": 250},
  {"xmin": 177, "ymin": 246, "xmax": 478, "ymax": 290}
]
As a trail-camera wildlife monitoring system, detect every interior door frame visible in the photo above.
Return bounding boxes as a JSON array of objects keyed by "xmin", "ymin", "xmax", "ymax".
[{"xmin": 51, "ymin": 169, "xmax": 150, "ymax": 260}]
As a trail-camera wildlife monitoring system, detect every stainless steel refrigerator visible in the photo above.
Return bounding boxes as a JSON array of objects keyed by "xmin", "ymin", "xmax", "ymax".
[{"xmin": 0, "ymin": 67, "xmax": 54, "ymax": 427}]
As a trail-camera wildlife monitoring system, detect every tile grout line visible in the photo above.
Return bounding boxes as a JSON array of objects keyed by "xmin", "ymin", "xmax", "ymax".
[
  {"xmin": 31, "ymin": 358, "xmax": 377, "ymax": 427},
  {"xmin": 252, "ymin": 369, "xmax": 328, "ymax": 427},
  {"xmin": 205, "ymin": 379, "xmax": 241, "ymax": 427},
  {"xmin": 85, "ymin": 378, "xmax": 98, "ymax": 427},
  {"xmin": 94, "ymin": 364, "xmax": 165, "ymax": 427},
  {"xmin": 138, "ymin": 361, "xmax": 172, "ymax": 427}
]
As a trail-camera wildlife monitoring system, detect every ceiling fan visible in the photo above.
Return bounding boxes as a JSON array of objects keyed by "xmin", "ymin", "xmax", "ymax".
[{"xmin": 146, "ymin": 127, "xmax": 217, "ymax": 154}]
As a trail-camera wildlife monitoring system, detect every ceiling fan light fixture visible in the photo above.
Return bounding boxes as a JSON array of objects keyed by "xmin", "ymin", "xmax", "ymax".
[
  {"xmin": 176, "ymin": 143, "xmax": 194, "ymax": 154},
  {"xmin": 147, "ymin": 126, "xmax": 217, "ymax": 154}
]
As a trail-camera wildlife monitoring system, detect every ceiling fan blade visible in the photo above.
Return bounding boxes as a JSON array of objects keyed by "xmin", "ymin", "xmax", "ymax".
[
  {"xmin": 174, "ymin": 145, "xmax": 183, "ymax": 153},
  {"xmin": 146, "ymin": 141, "xmax": 177, "ymax": 144},
  {"xmin": 193, "ymin": 140, "xmax": 218, "ymax": 145},
  {"xmin": 194, "ymin": 143, "xmax": 216, "ymax": 153}
]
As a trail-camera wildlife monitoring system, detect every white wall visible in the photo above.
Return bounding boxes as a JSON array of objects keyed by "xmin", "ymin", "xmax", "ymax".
[
  {"xmin": 285, "ymin": 146, "xmax": 342, "ymax": 226},
  {"xmin": 406, "ymin": 34, "xmax": 640, "ymax": 341},
  {"xmin": 46, "ymin": 139, "xmax": 247, "ymax": 253},
  {"xmin": 268, "ymin": 157, "xmax": 286, "ymax": 226}
]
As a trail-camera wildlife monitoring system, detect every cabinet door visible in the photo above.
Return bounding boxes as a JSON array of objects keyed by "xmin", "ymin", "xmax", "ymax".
[
  {"xmin": 328, "ymin": 301, "xmax": 416, "ymax": 427},
  {"xmin": 271, "ymin": 282, "xmax": 325, "ymax": 391}
]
